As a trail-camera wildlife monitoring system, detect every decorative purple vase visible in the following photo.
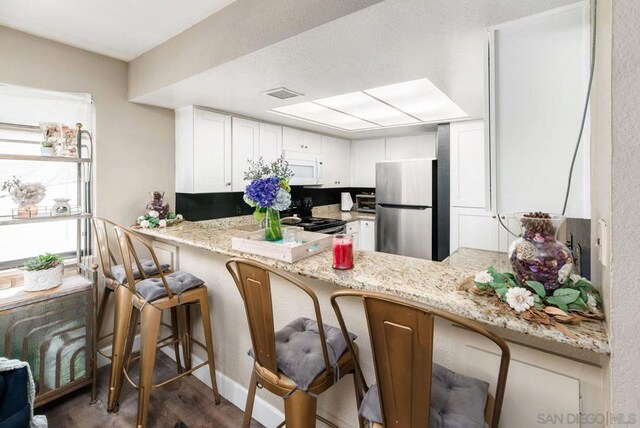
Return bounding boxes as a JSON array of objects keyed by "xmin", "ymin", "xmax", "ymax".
[
  {"xmin": 146, "ymin": 191, "xmax": 170, "ymax": 219},
  {"xmin": 508, "ymin": 213, "xmax": 573, "ymax": 292}
]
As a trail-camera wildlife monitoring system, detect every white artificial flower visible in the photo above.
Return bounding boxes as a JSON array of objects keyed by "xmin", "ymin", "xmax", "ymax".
[
  {"xmin": 148, "ymin": 210, "xmax": 159, "ymax": 218},
  {"xmin": 557, "ymin": 263, "xmax": 573, "ymax": 284},
  {"xmin": 176, "ymin": 214, "xmax": 183, "ymax": 220},
  {"xmin": 158, "ymin": 219, "xmax": 167, "ymax": 228},
  {"xmin": 506, "ymin": 288, "xmax": 534, "ymax": 313},
  {"xmin": 570, "ymin": 274, "xmax": 582, "ymax": 284},
  {"xmin": 140, "ymin": 220, "xmax": 150, "ymax": 229},
  {"xmin": 587, "ymin": 295, "xmax": 601, "ymax": 313},
  {"xmin": 474, "ymin": 270, "xmax": 493, "ymax": 284},
  {"xmin": 137, "ymin": 215, "xmax": 145, "ymax": 222}
]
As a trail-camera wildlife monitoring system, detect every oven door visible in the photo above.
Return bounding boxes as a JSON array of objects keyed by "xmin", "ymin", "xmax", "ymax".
[{"xmin": 284, "ymin": 151, "xmax": 323, "ymax": 186}]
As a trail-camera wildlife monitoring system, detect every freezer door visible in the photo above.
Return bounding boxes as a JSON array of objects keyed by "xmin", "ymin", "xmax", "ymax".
[
  {"xmin": 376, "ymin": 159, "xmax": 434, "ymax": 206},
  {"xmin": 376, "ymin": 205, "xmax": 432, "ymax": 260}
]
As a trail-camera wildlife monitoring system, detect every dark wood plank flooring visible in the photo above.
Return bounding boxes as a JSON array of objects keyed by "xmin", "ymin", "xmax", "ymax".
[{"xmin": 38, "ymin": 352, "xmax": 265, "ymax": 428}]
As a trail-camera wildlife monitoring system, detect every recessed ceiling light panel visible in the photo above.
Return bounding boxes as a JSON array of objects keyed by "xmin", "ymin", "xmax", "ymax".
[
  {"xmin": 273, "ymin": 102, "xmax": 374, "ymax": 130},
  {"xmin": 315, "ymin": 91, "xmax": 419, "ymax": 127},
  {"xmin": 267, "ymin": 77, "xmax": 467, "ymax": 131},
  {"xmin": 364, "ymin": 78, "xmax": 467, "ymax": 122}
]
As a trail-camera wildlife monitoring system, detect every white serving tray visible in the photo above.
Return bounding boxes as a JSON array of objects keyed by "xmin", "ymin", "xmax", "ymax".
[{"xmin": 231, "ymin": 230, "xmax": 332, "ymax": 263}]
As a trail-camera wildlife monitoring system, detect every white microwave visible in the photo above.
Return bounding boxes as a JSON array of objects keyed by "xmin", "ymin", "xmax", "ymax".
[{"xmin": 283, "ymin": 151, "xmax": 323, "ymax": 186}]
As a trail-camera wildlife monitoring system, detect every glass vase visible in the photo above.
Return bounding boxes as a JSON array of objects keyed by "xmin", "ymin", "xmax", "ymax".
[
  {"xmin": 508, "ymin": 213, "xmax": 574, "ymax": 292},
  {"xmin": 146, "ymin": 191, "xmax": 170, "ymax": 219},
  {"xmin": 265, "ymin": 208, "xmax": 283, "ymax": 242}
]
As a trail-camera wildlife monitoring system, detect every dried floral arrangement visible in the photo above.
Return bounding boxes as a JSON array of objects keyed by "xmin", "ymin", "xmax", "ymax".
[
  {"xmin": 468, "ymin": 267, "xmax": 604, "ymax": 337},
  {"xmin": 1, "ymin": 176, "xmax": 46, "ymax": 207}
]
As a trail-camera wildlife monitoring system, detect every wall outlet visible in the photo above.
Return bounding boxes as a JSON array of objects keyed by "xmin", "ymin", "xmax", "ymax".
[{"xmin": 596, "ymin": 219, "xmax": 609, "ymax": 266}]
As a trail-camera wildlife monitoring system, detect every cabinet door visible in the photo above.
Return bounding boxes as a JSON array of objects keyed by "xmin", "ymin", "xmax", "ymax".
[
  {"xmin": 450, "ymin": 120, "xmax": 487, "ymax": 208},
  {"xmin": 258, "ymin": 123, "xmax": 282, "ymax": 163},
  {"xmin": 282, "ymin": 127, "xmax": 321, "ymax": 154},
  {"xmin": 193, "ymin": 109, "xmax": 232, "ymax": 193},
  {"xmin": 385, "ymin": 134, "xmax": 436, "ymax": 160},
  {"xmin": 231, "ymin": 117, "xmax": 259, "ymax": 192},
  {"xmin": 450, "ymin": 207, "xmax": 499, "ymax": 253},
  {"xmin": 359, "ymin": 220, "xmax": 376, "ymax": 251},
  {"xmin": 321, "ymin": 136, "xmax": 351, "ymax": 188},
  {"xmin": 351, "ymin": 139, "xmax": 386, "ymax": 187}
]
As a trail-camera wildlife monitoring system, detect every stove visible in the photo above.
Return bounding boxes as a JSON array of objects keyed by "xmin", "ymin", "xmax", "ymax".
[{"xmin": 281, "ymin": 197, "xmax": 346, "ymax": 234}]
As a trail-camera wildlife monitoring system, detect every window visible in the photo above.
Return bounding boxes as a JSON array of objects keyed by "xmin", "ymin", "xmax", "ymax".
[{"xmin": 0, "ymin": 84, "xmax": 94, "ymax": 270}]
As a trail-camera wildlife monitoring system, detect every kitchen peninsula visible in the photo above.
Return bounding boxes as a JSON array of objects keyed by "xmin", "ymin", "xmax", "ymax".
[{"xmin": 136, "ymin": 206, "xmax": 609, "ymax": 428}]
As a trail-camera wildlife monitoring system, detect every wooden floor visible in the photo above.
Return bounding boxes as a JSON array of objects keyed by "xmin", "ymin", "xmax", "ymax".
[{"xmin": 38, "ymin": 352, "xmax": 265, "ymax": 428}]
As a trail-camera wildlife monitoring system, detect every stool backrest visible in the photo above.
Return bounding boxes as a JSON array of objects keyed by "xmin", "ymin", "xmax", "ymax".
[
  {"xmin": 91, "ymin": 217, "xmax": 120, "ymax": 280},
  {"xmin": 331, "ymin": 290, "xmax": 510, "ymax": 428},
  {"xmin": 112, "ymin": 226, "xmax": 174, "ymax": 299},
  {"xmin": 225, "ymin": 258, "xmax": 332, "ymax": 378}
]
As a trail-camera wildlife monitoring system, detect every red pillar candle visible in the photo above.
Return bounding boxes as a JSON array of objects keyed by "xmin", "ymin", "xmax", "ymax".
[{"xmin": 332, "ymin": 234, "xmax": 354, "ymax": 270}]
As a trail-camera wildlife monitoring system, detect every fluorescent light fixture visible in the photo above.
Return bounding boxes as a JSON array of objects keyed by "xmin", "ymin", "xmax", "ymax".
[
  {"xmin": 268, "ymin": 77, "xmax": 467, "ymax": 131},
  {"xmin": 364, "ymin": 78, "xmax": 467, "ymax": 122},
  {"xmin": 315, "ymin": 91, "xmax": 419, "ymax": 126},
  {"xmin": 273, "ymin": 102, "xmax": 374, "ymax": 130}
]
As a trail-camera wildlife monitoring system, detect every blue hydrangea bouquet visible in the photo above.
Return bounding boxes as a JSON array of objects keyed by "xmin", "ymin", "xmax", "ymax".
[{"xmin": 243, "ymin": 156, "xmax": 293, "ymax": 241}]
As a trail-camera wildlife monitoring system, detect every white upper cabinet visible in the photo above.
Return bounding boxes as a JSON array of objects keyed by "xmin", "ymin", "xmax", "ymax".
[
  {"xmin": 258, "ymin": 122, "xmax": 283, "ymax": 162},
  {"xmin": 385, "ymin": 133, "xmax": 437, "ymax": 160},
  {"xmin": 231, "ymin": 117, "xmax": 260, "ymax": 192},
  {"xmin": 232, "ymin": 118, "xmax": 282, "ymax": 191},
  {"xmin": 450, "ymin": 120, "xmax": 487, "ymax": 208},
  {"xmin": 321, "ymin": 135, "xmax": 350, "ymax": 188},
  {"xmin": 176, "ymin": 106, "xmax": 232, "ymax": 193},
  {"xmin": 351, "ymin": 139, "xmax": 386, "ymax": 188},
  {"xmin": 282, "ymin": 127, "xmax": 322, "ymax": 154}
]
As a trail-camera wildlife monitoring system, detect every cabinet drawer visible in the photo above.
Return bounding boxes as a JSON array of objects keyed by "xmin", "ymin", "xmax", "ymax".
[{"xmin": 346, "ymin": 222, "xmax": 359, "ymax": 234}]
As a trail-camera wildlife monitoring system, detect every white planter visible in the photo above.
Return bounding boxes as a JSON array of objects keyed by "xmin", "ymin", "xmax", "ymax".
[
  {"xmin": 23, "ymin": 265, "xmax": 63, "ymax": 291},
  {"xmin": 40, "ymin": 146, "xmax": 55, "ymax": 156}
]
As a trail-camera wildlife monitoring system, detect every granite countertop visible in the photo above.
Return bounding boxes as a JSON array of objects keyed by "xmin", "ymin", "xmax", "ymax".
[
  {"xmin": 137, "ymin": 212, "xmax": 609, "ymax": 356},
  {"xmin": 312, "ymin": 205, "xmax": 375, "ymax": 222}
]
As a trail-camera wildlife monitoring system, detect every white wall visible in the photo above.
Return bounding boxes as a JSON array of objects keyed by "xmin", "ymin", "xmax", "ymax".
[{"xmin": 608, "ymin": 0, "xmax": 640, "ymax": 419}]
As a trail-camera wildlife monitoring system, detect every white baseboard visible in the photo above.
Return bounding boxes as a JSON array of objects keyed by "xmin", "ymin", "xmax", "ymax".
[{"xmin": 98, "ymin": 341, "xmax": 283, "ymax": 427}]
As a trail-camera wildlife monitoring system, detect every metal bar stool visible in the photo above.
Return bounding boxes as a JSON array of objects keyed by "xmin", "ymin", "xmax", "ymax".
[
  {"xmin": 112, "ymin": 226, "xmax": 220, "ymax": 428},
  {"xmin": 331, "ymin": 290, "xmax": 510, "ymax": 428},
  {"xmin": 226, "ymin": 258, "xmax": 361, "ymax": 428},
  {"xmin": 91, "ymin": 218, "xmax": 182, "ymax": 412}
]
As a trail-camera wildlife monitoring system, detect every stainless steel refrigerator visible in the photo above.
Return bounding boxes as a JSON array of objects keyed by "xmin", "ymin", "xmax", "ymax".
[{"xmin": 375, "ymin": 159, "xmax": 435, "ymax": 260}]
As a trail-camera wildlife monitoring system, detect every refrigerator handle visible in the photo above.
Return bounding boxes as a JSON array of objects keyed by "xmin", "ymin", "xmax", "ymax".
[{"xmin": 377, "ymin": 203, "xmax": 430, "ymax": 210}]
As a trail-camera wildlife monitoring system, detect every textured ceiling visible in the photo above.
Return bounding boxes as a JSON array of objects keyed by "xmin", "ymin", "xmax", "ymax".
[
  {"xmin": 0, "ymin": 0, "xmax": 237, "ymax": 60},
  {"xmin": 133, "ymin": 0, "xmax": 580, "ymax": 138}
]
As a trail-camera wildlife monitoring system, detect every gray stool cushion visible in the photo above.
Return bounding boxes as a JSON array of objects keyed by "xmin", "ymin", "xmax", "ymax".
[
  {"xmin": 248, "ymin": 317, "xmax": 356, "ymax": 391},
  {"xmin": 111, "ymin": 259, "xmax": 171, "ymax": 284},
  {"xmin": 135, "ymin": 271, "xmax": 204, "ymax": 302},
  {"xmin": 359, "ymin": 363, "xmax": 489, "ymax": 427}
]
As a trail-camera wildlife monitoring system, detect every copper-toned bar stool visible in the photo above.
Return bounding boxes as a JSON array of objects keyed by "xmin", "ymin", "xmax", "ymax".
[
  {"xmin": 226, "ymin": 258, "xmax": 361, "ymax": 428},
  {"xmin": 91, "ymin": 218, "xmax": 182, "ymax": 412},
  {"xmin": 331, "ymin": 290, "xmax": 510, "ymax": 428},
  {"xmin": 113, "ymin": 226, "xmax": 220, "ymax": 427}
]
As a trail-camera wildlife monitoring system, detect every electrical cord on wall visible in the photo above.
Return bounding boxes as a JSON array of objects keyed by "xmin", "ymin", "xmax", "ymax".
[
  {"xmin": 561, "ymin": 0, "xmax": 597, "ymax": 216},
  {"xmin": 496, "ymin": 0, "xmax": 598, "ymax": 237}
]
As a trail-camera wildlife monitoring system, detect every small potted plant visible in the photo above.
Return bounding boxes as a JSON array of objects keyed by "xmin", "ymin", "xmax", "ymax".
[
  {"xmin": 22, "ymin": 253, "xmax": 64, "ymax": 291},
  {"xmin": 40, "ymin": 141, "xmax": 55, "ymax": 156}
]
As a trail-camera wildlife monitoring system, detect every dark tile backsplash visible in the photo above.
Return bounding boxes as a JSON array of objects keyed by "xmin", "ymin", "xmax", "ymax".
[{"xmin": 176, "ymin": 186, "xmax": 375, "ymax": 221}]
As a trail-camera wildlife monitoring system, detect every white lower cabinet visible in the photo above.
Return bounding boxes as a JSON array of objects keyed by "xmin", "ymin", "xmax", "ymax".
[
  {"xmin": 346, "ymin": 221, "xmax": 359, "ymax": 249},
  {"xmin": 359, "ymin": 220, "xmax": 375, "ymax": 251}
]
